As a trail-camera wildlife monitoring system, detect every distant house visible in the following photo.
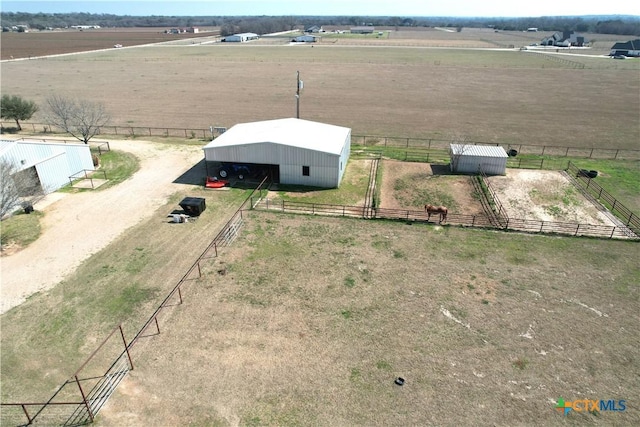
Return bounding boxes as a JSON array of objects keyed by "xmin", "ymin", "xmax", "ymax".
[
  {"xmin": 292, "ymin": 35, "xmax": 318, "ymax": 43},
  {"xmin": 188, "ymin": 27, "xmax": 199, "ymax": 33},
  {"xmin": 305, "ymin": 25, "xmax": 323, "ymax": 33},
  {"xmin": 350, "ymin": 26, "xmax": 374, "ymax": 34},
  {"xmin": 527, "ymin": 27, "xmax": 538, "ymax": 32},
  {"xmin": 222, "ymin": 33, "xmax": 259, "ymax": 42},
  {"xmin": 610, "ymin": 39, "xmax": 640, "ymax": 57},
  {"xmin": 541, "ymin": 31, "xmax": 589, "ymax": 47}
]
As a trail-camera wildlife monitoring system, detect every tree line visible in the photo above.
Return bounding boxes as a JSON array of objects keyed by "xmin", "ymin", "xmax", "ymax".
[{"xmin": 1, "ymin": 12, "xmax": 639, "ymax": 36}]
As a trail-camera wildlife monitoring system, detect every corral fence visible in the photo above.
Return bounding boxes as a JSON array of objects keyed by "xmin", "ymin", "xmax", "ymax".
[
  {"xmin": 250, "ymin": 199, "xmax": 638, "ymax": 240},
  {"xmin": 4, "ymin": 121, "xmax": 640, "ymax": 160},
  {"xmin": 476, "ymin": 170, "xmax": 509, "ymax": 228},
  {"xmin": 0, "ymin": 178, "xmax": 270, "ymax": 427},
  {"xmin": 566, "ymin": 161, "xmax": 640, "ymax": 235}
]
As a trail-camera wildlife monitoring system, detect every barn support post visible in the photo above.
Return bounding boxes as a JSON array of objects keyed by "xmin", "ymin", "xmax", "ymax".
[
  {"xmin": 614, "ymin": 149, "xmax": 619, "ymax": 160},
  {"xmin": 178, "ymin": 286, "xmax": 183, "ymax": 304},
  {"xmin": 154, "ymin": 317, "xmax": 160, "ymax": 335},
  {"xmin": 589, "ymin": 148, "xmax": 594, "ymax": 158},
  {"xmin": 610, "ymin": 227, "xmax": 616, "ymax": 239},
  {"xmin": 575, "ymin": 224, "xmax": 580, "ymax": 236},
  {"xmin": 540, "ymin": 221, "xmax": 544, "ymax": 232},
  {"xmin": 565, "ymin": 147, "xmax": 569, "ymax": 156}
]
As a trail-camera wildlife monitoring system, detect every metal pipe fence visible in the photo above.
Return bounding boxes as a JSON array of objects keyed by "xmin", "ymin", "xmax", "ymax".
[
  {"xmin": 69, "ymin": 169, "xmax": 108, "ymax": 189},
  {"xmin": 251, "ymin": 199, "xmax": 638, "ymax": 240},
  {"xmin": 567, "ymin": 162, "xmax": 640, "ymax": 236},
  {"xmin": 4, "ymin": 121, "xmax": 639, "ymax": 160},
  {"xmin": 0, "ymin": 178, "xmax": 271, "ymax": 427}
]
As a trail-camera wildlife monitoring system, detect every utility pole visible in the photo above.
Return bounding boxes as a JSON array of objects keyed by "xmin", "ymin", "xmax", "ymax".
[{"xmin": 296, "ymin": 71, "xmax": 303, "ymax": 118}]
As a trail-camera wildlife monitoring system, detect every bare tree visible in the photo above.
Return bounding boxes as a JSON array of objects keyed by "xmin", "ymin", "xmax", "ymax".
[
  {"xmin": 0, "ymin": 157, "xmax": 43, "ymax": 219},
  {"xmin": 449, "ymin": 134, "xmax": 473, "ymax": 173},
  {"xmin": 46, "ymin": 95, "xmax": 110, "ymax": 144}
]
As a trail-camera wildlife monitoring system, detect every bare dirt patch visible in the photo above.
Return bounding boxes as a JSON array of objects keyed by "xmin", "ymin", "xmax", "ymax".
[
  {"xmin": 378, "ymin": 159, "xmax": 484, "ymax": 216},
  {"xmin": 488, "ymin": 169, "xmax": 617, "ymax": 225}
]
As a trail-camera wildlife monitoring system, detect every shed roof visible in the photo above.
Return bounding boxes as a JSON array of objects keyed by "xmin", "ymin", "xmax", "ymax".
[
  {"xmin": 450, "ymin": 144, "xmax": 508, "ymax": 158},
  {"xmin": 203, "ymin": 118, "xmax": 350, "ymax": 155}
]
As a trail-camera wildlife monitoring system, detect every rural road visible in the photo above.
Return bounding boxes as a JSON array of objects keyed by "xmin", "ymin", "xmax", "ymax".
[{"xmin": 0, "ymin": 139, "xmax": 205, "ymax": 314}]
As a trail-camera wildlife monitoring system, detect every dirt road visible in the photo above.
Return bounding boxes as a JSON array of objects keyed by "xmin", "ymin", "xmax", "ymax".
[{"xmin": 0, "ymin": 139, "xmax": 205, "ymax": 314}]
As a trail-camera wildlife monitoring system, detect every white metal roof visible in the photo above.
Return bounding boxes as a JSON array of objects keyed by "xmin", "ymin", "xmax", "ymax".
[
  {"xmin": 203, "ymin": 118, "xmax": 351, "ymax": 155},
  {"xmin": 450, "ymin": 143, "xmax": 508, "ymax": 158},
  {"xmin": 0, "ymin": 139, "xmax": 18, "ymax": 156}
]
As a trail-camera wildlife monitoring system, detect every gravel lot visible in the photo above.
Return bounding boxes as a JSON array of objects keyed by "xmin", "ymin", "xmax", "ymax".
[{"xmin": 0, "ymin": 139, "xmax": 204, "ymax": 314}]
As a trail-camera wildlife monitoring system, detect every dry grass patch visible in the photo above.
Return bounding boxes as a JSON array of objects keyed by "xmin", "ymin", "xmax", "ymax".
[
  {"xmin": 378, "ymin": 160, "xmax": 484, "ymax": 215},
  {"xmin": 2, "ymin": 42, "xmax": 638, "ymax": 148},
  {"xmin": 96, "ymin": 212, "xmax": 639, "ymax": 426}
]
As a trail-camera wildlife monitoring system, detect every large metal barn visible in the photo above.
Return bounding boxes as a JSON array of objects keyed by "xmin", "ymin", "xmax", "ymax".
[{"xmin": 202, "ymin": 118, "xmax": 351, "ymax": 188}]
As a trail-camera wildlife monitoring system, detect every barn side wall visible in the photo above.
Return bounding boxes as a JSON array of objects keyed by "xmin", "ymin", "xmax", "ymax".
[
  {"xmin": 2, "ymin": 142, "xmax": 94, "ymax": 193},
  {"xmin": 453, "ymin": 154, "xmax": 507, "ymax": 175},
  {"xmin": 204, "ymin": 142, "xmax": 343, "ymax": 187}
]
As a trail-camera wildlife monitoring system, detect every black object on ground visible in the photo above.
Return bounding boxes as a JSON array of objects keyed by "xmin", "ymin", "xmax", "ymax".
[{"xmin": 179, "ymin": 197, "xmax": 206, "ymax": 216}]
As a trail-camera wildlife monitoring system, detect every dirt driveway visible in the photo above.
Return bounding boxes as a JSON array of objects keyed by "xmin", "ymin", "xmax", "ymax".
[{"xmin": 0, "ymin": 139, "xmax": 205, "ymax": 314}]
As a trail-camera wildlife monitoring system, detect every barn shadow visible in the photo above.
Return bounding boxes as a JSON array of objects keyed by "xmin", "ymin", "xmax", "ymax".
[
  {"xmin": 173, "ymin": 159, "xmax": 206, "ymax": 185},
  {"xmin": 430, "ymin": 164, "xmax": 453, "ymax": 175}
]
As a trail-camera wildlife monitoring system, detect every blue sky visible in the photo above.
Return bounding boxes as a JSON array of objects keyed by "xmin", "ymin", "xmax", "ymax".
[{"xmin": 2, "ymin": 0, "xmax": 639, "ymax": 17}]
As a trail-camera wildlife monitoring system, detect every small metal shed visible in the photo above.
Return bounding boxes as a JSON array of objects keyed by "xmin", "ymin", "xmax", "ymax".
[
  {"xmin": 449, "ymin": 144, "xmax": 507, "ymax": 175},
  {"xmin": 0, "ymin": 139, "xmax": 95, "ymax": 194}
]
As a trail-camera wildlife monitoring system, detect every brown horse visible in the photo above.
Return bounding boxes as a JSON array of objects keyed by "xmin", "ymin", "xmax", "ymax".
[{"xmin": 425, "ymin": 204, "xmax": 448, "ymax": 223}]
